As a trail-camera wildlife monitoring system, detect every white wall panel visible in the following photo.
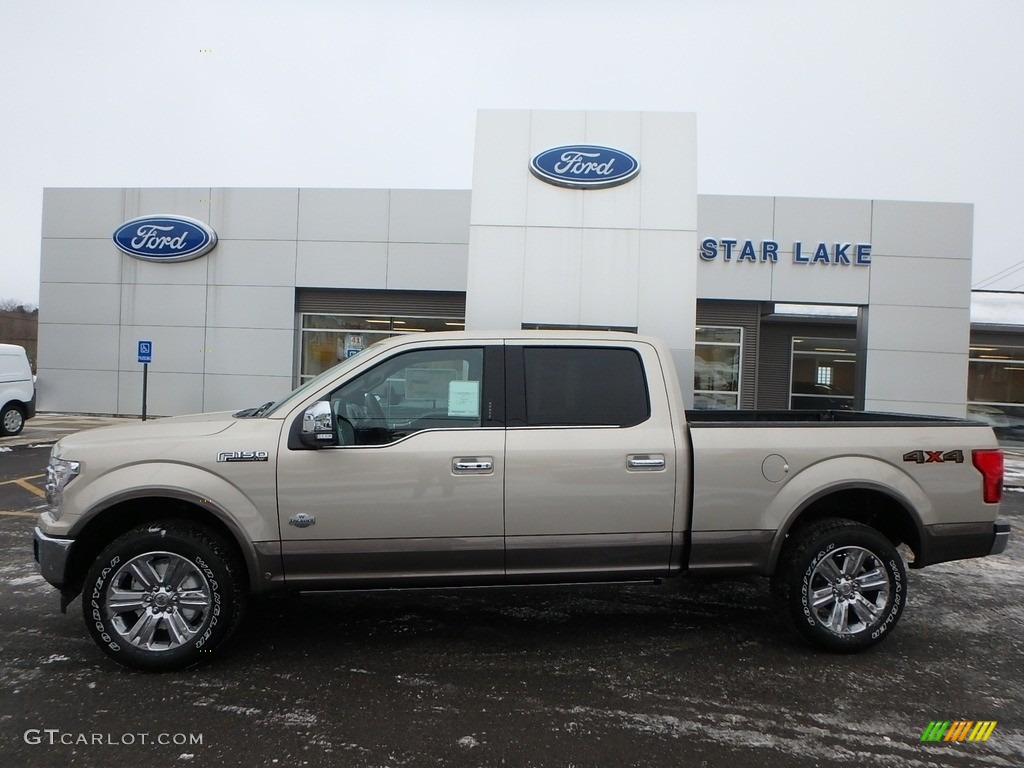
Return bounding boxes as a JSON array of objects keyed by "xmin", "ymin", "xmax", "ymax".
[
  {"xmin": 118, "ymin": 371, "xmax": 204, "ymax": 416},
  {"xmin": 638, "ymin": 230, "xmax": 698, "ymax": 349},
  {"xmin": 205, "ymin": 286, "xmax": 294, "ymax": 330},
  {"xmin": 210, "ymin": 188, "xmax": 299, "ymax": 240},
  {"xmin": 872, "ymin": 200, "xmax": 973, "ymax": 259},
  {"xmin": 120, "ymin": 284, "xmax": 207, "ymax": 327},
  {"xmin": 202, "ymin": 328, "xmax": 293, "ymax": 377},
  {"xmin": 770, "ymin": 258, "xmax": 871, "ymax": 305},
  {"xmin": 37, "ymin": 368, "xmax": 119, "ymax": 413},
  {"xmin": 386, "ymin": 243, "xmax": 468, "ymax": 292},
  {"xmin": 521, "ymin": 227, "xmax": 583, "ymax": 325},
  {"xmin": 42, "ymin": 188, "xmax": 124, "ymax": 239},
  {"xmin": 863, "ymin": 350, "xmax": 968, "ymax": 416},
  {"xmin": 774, "ymin": 197, "xmax": 873, "ymax": 248},
  {"xmin": 866, "ymin": 306, "xmax": 970, "ymax": 355},
  {"xmin": 639, "ymin": 112, "xmax": 698, "ymax": 231},
  {"xmin": 40, "ymin": 283, "xmax": 122, "ymax": 325},
  {"xmin": 389, "ymin": 190, "xmax": 470, "ymax": 244},
  {"xmin": 37, "ymin": 323, "xmax": 120, "ymax": 371},
  {"xmin": 464, "ymin": 226, "xmax": 526, "ymax": 331},
  {"xmin": 116, "ymin": 325, "xmax": 207, "ymax": 374},
  {"xmin": 203, "ymin": 374, "xmax": 293, "ymax": 413},
  {"xmin": 470, "ymin": 110, "xmax": 531, "ymax": 227},
  {"xmin": 698, "ymin": 195, "xmax": 775, "ymax": 243},
  {"xmin": 124, "ymin": 188, "xmax": 211, "ymax": 222},
  {"xmin": 209, "ymin": 240, "xmax": 297, "ymax": 287},
  {"xmin": 579, "ymin": 228, "xmax": 640, "ymax": 327},
  {"xmin": 860, "ymin": 398, "xmax": 966, "ymax": 419},
  {"xmin": 40, "ymin": 239, "xmax": 122, "ymax": 284},
  {"xmin": 639, "ymin": 230, "xmax": 698, "ymax": 408},
  {"xmin": 297, "ymin": 188, "xmax": 390, "ymax": 242},
  {"xmin": 869, "ymin": 255, "xmax": 972, "ymax": 308},
  {"xmin": 120, "ymin": 251, "xmax": 209, "ymax": 286},
  {"xmin": 696, "ymin": 258, "xmax": 774, "ymax": 301},
  {"xmin": 295, "ymin": 241, "xmax": 388, "ymax": 289}
]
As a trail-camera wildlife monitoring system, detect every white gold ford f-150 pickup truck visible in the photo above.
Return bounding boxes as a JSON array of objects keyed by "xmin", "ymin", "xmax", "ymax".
[{"xmin": 34, "ymin": 331, "xmax": 1009, "ymax": 670}]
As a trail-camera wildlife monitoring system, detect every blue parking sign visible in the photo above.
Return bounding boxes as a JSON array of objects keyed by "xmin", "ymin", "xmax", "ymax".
[{"xmin": 138, "ymin": 340, "xmax": 153, "ymax": 364}]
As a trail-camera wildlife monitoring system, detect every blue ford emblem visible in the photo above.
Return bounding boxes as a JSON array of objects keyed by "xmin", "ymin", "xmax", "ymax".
[
  {"xmin": 530, "ymin": 145, "xmax": 640, "ymax": 189},
  {"xmin": 112, "ymin": 215, "xmax": 218, "ymax": 262}
]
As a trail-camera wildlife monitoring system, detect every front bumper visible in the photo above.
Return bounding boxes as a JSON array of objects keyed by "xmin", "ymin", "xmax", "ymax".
[
  {"xmin": 916, "ymin": 519, "xmax": 1011, "ymax": 568},
  {"xmin": 33, "ymin": 527, "xmax": 74, "ymax": 589}
]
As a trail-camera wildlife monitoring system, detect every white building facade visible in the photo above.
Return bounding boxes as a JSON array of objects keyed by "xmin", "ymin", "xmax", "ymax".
[{"xmin": 37, "ymin": 110, "xmax": 984, "ymax": 420}]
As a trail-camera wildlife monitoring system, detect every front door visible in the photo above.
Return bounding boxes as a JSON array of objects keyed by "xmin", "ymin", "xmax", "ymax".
[{"xmin": 276, "ymin": 344, "xmax": 506, "ymax": 587}]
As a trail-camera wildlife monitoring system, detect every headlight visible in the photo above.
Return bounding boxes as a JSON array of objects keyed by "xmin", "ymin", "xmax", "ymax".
[{"xmin": 45, "ymin": 457, "xmax": 80, "ymax": 520}]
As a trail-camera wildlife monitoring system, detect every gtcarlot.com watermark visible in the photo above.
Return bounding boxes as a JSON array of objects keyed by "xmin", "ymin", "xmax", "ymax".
[{"xmin": 24, "ymin": 729, "xmax": 203, "ymax": 746}]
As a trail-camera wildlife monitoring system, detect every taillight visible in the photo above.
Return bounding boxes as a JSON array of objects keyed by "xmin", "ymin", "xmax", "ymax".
[{"xmin": 972, "ymin": 449, "xmax": 1003, "ymax": 504}]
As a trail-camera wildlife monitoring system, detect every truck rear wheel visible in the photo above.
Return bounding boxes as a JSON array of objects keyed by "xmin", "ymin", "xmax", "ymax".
[
  {"xmin": 775, "ymin": 518, "xmax": 906, "ymax": 652},
  {"xmin": 82, "ymin": 522, "xmax": 245, "ymax": 671}
]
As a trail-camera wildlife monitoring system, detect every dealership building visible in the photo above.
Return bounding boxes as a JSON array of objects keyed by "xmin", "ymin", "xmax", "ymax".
[{"xmin": 36, "ymin": 110, "xmax": 1024, "ymax": 424}]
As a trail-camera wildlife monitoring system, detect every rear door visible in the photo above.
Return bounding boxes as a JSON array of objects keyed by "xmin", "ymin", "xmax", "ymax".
[{"xmin": 502, "ymin": 341, "xmax": 678, "ymax": 581}]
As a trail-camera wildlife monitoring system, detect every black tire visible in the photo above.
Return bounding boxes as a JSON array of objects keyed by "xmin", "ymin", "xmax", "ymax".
[
  {"xmin": 82, "ymin": 522, "xmax": 246, "ymax": 671},
  {"xmin": 1, "ymin": 403, "xmax": 25, "ymax": 436},
  {"xmin": 774, "ymin": 518, "xmax": 906, "ymax": 652}
]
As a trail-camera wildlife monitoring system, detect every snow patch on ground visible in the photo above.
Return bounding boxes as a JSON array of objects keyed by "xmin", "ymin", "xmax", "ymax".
[
  {"xmin": 215, "ymin": 704, "xmax": 262, "ymax": 717},
  {"xmin": 8, "ymin": 574, "xmax": 43, "ymax": 586}
]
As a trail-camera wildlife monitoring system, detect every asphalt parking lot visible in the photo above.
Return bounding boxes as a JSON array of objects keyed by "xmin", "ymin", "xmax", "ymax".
[{"xmin": 0, "ymin": 419, "xmax": 1022, "ymax": 767}]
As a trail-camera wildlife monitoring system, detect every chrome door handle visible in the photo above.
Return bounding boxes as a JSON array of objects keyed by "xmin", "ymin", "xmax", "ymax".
[
  {"xmin": 453, "ymin": 457, "xmax": 494, "ymax": 473},
  {"xmin": 627, "ymin": 454, "xmax": 666, "ymax": 470}
]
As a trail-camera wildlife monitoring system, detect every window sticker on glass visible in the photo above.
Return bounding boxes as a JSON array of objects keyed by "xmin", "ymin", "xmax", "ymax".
[{"xmin": 448, "ymin": 381, "xmax": 480, "ymax": 417}]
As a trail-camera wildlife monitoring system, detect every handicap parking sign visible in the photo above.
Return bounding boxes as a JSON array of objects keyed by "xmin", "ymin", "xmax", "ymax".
[{"xmin": 138, "ymin": 340, "xmax": 153, "ymax": 364}]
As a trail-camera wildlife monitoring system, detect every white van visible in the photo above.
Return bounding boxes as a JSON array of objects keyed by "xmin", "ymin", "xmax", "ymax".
[{"xmin": 0, "ymin": 343, "xmax": 36, "ymax": 436}]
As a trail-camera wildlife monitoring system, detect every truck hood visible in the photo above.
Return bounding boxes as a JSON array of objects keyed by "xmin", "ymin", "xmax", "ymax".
[{"xmin": 53, "ymin": 411, "xmax": 242, "ymax": 456}]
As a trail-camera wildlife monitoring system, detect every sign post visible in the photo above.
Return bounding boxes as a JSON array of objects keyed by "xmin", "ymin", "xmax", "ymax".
[{"xmin": 138, "ymin": 341, "xmax": 153, "ymax": 421}]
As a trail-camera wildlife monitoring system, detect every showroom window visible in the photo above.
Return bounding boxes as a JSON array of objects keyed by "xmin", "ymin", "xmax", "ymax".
[
  {"xmin": 693, "ymin": 327, "xmax": 742, "ymax": 410},
  {"xmin": 300, "ymin": 314, "xmax": 464, "ymax": 382},
  {"xmin": 790, "ymin": 338, "xmax": 857, "ymax": 409},
  {"xmin": 967, "ymin": 343, "xmax": 1024, "ymax": 436}
]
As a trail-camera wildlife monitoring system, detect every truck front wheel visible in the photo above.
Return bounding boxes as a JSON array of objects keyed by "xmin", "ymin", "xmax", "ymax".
[
  {"xmin": 82, "ymin": 522, "xmax": 245, "ymax": 671},
  {"xmin": 775, "ymin": 518, "xmax": 906, "ymax": 652}
]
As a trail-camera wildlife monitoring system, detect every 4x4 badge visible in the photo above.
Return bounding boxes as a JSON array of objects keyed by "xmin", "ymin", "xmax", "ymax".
[{"xmin": 289, "ymin": 513, "xmax": 316, "ymax": 528}]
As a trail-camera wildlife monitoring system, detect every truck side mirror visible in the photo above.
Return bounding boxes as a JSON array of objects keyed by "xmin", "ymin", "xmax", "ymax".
[{"xmin": 299, "ymin": 401, "xmax": 339, "ymax": 449}]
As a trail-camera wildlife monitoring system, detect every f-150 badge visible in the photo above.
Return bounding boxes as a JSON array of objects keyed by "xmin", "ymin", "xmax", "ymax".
[{"xmin": 217, "ymin": 451, "xmax": 269, "ymax": 462}]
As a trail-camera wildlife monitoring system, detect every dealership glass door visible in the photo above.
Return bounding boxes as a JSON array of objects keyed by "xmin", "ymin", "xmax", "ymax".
[{"xmin": 790, "ymin": 337, "xmax": 857, "ymax": 409}]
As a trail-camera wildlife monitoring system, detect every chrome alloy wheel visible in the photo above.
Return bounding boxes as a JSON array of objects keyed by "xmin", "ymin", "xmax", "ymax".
[
  {"xmin": 807, "ymin": 546, "xmax": 891, "ymax": 636},
  {"xmin": 105, "ymin": 552, "xmax": 213, "ymax": 652}
]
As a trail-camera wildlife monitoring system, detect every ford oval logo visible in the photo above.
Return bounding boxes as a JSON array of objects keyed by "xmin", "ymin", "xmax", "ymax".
[
  {"xmin": 529, "ymin": 145, "xmax": 640, "ymax": 189},
  {"xmin": 112, "ymin": 215, "xmax": 218, "ymax": 262}
]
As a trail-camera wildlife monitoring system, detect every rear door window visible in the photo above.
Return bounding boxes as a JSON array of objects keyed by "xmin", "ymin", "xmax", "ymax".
[{"xmin": 520, "ymin": 346, "xmax": 650, "ymax": 427}]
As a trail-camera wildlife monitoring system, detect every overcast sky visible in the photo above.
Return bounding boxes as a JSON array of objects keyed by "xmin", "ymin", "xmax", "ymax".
[{"xmin": 2, "ymin": 0, "xmax": 1023, "ymax": 305}]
